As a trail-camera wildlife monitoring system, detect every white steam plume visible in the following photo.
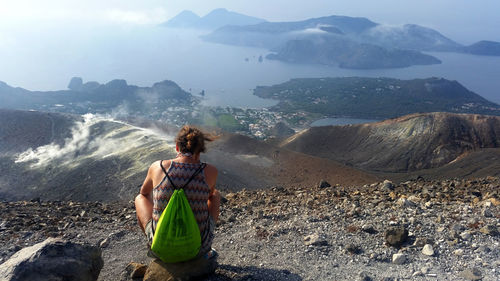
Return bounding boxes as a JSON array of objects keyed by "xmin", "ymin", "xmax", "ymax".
[{"xmin": 15, "ymin": 113, "xmax": 175, "ymax": 169}]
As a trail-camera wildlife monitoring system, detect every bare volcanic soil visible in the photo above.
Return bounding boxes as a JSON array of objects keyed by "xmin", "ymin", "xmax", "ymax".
[
  {"xmin": 0, "ymin": 109, "xmax": 378, "ymax": 202},
  {"xmin": 282, "ymin": 112, "xmax": 500, "ymax": 174},
  {"xmin": 0, "ymin": 109, "xmax": 78, "ymax": 156},
  {"xmin": 206, "ymin": 134, "xmax": 379, "ymax": 191},
  {"xmin": 1, "ymin": 177, "xmax": 499, "ymax": 280}
]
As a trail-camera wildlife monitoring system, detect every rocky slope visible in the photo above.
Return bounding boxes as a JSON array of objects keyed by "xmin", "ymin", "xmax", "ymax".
[
  {"xmin": 1, "ymin": 177, "xmax": 498, "ymax": 280},
  {"xmin": 282, "ymin": 112, "xmax": 500, "ymax": 174},
  {"xmin": 0, "ymin": 109, "xmax": 78, "ymax": 156},
  {"xmin": 0, "ymin": 110, "xmax": 378, "ymax": 202},
  {"xmin": 207, "ymin": 133, "xmax": 378, "ymax": 191},
  {"xmin": 0, "ymin": 111, "xmax": 176, "ymax": 202}
]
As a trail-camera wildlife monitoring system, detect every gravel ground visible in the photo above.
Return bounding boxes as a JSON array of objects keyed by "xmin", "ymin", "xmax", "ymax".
[{"xmin": 1, "ymin": 177, "xmax": 499, "ymax": 280}]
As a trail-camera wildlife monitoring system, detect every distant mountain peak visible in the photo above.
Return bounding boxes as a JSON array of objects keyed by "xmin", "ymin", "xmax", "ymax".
[
  {"xmin": 163, "ymin": 10, "xmax": 201, "ymax": 28},
  {"xmin": 162, "ymin": 8, "xmax": 266, "ymax": 30},
  {"xmin": 178, "ymin": 10, "xmax": 199, "ymax": 16},
  {"xmin": 210, "ymin": 8, "xmax": 228, "ymax": 13}
]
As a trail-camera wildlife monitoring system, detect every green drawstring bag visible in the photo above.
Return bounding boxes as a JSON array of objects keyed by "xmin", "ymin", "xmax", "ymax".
[
  {"xmin": 151, "ymin": 162, "xmax": 205, "ymax": 263},
  {"xmin": 151, "ymin": 189, "xmax": 201, "ymax": 263}
]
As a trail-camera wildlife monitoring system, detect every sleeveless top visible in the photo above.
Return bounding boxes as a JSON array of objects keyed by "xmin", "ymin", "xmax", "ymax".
[{"xmin": 152, "ymin": 160, "xmax": 214, "ymax": 255}]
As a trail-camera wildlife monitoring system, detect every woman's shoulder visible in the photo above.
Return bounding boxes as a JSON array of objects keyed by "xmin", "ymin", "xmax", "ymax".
[
  {"xmin": 149, "ymin": 160, "xmax": 172, "ymax": 173},
  {"xmin": 203, "ymin": 163, "xmax": 218, "ymax": 174},
  {"xmin": 203, "ymin": 163, "xmax": 218, "ymax": 188}
]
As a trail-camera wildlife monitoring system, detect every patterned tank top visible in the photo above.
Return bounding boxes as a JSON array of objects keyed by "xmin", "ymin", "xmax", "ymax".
[{"xmin": 152, "ymin": 160, "xmax": 214, "ymax": 255}]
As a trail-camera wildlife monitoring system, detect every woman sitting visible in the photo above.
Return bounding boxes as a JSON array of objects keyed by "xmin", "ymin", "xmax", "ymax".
[{"xmin": 135, "ymin": 125, "xmax": 220, "ymax": 276}]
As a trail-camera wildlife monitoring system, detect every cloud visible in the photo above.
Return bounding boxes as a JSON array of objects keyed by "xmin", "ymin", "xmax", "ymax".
[
  {"xmin": 0, "ymin": 1, "xmax": 168, "ymax": 25},
  {"xmin": 104, "ymin": 8, "xmax": 168, "ymax": 25},
  {"xmin": 292, "ymin": 27, "xmax": 328, "ymax": 35},
  {"xmin": 135, "ymin": 89, "xmax": 160, "ymax": 105},
  {"xmin": 15, "ymin": 114, "xmax": 98, "ymax": 167}
]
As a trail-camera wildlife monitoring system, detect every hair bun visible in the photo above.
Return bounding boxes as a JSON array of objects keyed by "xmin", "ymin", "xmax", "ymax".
[
  {"xmin": 175, "ymin": 125, "xmax": 217, "ymax": 155},
  {"xmin": 186, "ymin": 132, "xmax": 196, "ymax": 140}
]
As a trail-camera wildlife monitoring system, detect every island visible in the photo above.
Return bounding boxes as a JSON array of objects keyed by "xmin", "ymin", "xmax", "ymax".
[
  {"xmin": 2, "ymin": 77, "xmax": 499, "ymax": 140},
  {"xmin": 202, "ymin": 14, "xmax": 500, "ymax": 69},
  {"xmin": 253, "ymin": 77, "xmax": 500, "ymax": 119}
]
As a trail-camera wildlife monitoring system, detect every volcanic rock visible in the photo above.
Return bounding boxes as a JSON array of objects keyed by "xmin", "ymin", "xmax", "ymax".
[
  {"xmin": 124, "ymin": 262, "xmax": 148, "ymax": 279},
  {"xmin": 482, "ymin": 208, "xmax": 493, "ymax": 217},
  {"xmin": 0, "ymin": 238, "xmax": 103, "ymax": 281},
  {"xmin": 358, "ymin": 271, "xmax": 372, "ymax": 281},
  {"xmin": 385, "ymin": 226, "xmax": 408, "ymax": 247},
  {"xmin": 1, "ymin": 176, "xmax": 500, "ymax": 280},
  {"xmin": 392, "ymin": 253, "xmax": 406, "ymax": 265},
  {"xmin": 303, "ymin": 233, "xmax": 328, "ymax": 246},
  {"xmin": 382, "ymin": 180, "xmax": 394, "ymax": 191},
  {"xmin": 460, "ymin": 268, "xmax": 483, "ymax": 281},
  {"xmin": 143, "ymin": 258, "xmax": 217, "ymax": 281},
  {"xmin": 318, "ymin": 179, "xmax": 331, "ymax": 189},
  {"xmin": 450, "ymin": 224, "xmax": 466, "ymax": 239},
  {"xmin": 421, "ymin": 244, "xmax": 434, "ymax": 256},
  {"xmin": 479, "ymin": 225, "xmax": 499, "ymax": 236},
  {"xmin": 361, "ymin": 224, "xmax": 377, "ymax": 234},
  {"xmin": 346, "ymin": 244, "xmax": 362, "ymax": 255}
]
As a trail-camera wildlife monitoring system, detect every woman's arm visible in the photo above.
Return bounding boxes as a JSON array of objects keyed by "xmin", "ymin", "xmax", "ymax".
[
  {"xmin": 140, "ymin": 161, "xmax": 158, "ymax": 198},
  {"xmin": 135, "ymin": 161, "xmax": 160, "ymax": 232},
  {"xmin": 205, "ymin": 164, "xmax": 220, "ymax": 222}
]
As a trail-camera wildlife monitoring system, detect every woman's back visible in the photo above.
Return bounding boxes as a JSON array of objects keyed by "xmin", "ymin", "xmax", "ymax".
[{"xmin": 152, "ymin": 160, "xmax": 214, "ymax": 255}]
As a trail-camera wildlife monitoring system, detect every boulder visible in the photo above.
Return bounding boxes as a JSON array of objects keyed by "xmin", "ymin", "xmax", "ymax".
[
  {"xmin": 318, "ymin": 180, "xmax": 331, "ymax": 189},
  {"xmin": 392, "ymin": 253, "xmax": 406, "ymax": 265},
  {"xmin": 385, "ymin": 226, "xmax": 408, "ymax": 247},
  {"xmin": 143, "ymin": 257, "xmax": 217, "ymax": 281},
  {"xmin": 382, "ymin": 180, "xmax": 394, "ymax": 191},
  {"xmin": 124, "ymin": 262, "xmax": 148, "ymax": 279},
  {"xmin": 0, "ymin": 238, "xmax": 103, "ymax": 281}
]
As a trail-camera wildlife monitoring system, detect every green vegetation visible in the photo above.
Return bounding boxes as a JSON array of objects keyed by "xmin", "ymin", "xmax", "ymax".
[
  {"xmin": 198, "ymin": 113, "xmax": 218, "ymax": 128},
  {"xmin": 254, "ymin": 77, "xmax": 500, "ymax": 119},
  {"xmin": 194, "ymin": 110, "xmax": 246, "ymax": 132},
  {"xmin": 216, "ymin": 114, "xmax": 246, "ymax": 131}
]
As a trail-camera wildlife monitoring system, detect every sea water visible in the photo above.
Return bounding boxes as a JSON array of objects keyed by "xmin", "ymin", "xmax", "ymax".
[{"xmin": 1, "ymin": 25, "xmax": 499, "ymax": 107}]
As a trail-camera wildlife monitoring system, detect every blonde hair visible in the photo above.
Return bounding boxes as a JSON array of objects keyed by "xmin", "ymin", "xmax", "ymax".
[{"xmin": 175, "ymin": 125, "xmax": 216, "ymax": 155}]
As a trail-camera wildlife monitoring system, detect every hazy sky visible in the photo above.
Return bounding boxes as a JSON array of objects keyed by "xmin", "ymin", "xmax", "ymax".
[
  {"xmin": 1, "ymin": 0, "xmax": 499, "ymax": 103},
  {"xmin": 1, "ymin": 0, "xmax": 499, "ymax": 43}
]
